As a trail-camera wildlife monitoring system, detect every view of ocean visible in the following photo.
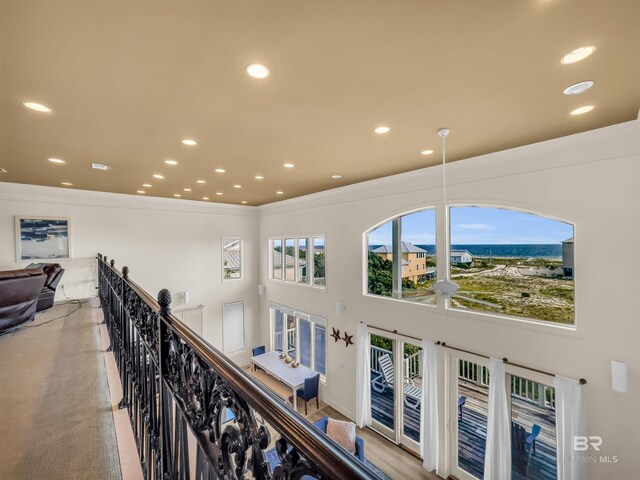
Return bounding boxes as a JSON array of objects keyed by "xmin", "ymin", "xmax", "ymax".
[{"xmin": 370, "ymin": 244, "xmax": 563, "ymax": 259}]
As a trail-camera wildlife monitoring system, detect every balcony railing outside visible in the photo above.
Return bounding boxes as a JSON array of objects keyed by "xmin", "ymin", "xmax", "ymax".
[
  {"xmin": 98, "ymin": 254, "xmax": 379, "ymax": 480},
  {"xmin": 370, "ymin": 345, "xmax": 422, "ymax": 380}
]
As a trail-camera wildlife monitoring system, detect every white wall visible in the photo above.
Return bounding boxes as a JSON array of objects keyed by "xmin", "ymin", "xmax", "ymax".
[
  {"xmin": 257, "ymin": 120, "xmax": 640, "ymax": 478},
  {"xmin": 0, "ymin": 184, "xmax": 259, "ymax": 363}
]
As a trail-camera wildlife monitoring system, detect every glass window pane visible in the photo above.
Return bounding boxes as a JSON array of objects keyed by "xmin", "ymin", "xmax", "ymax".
[
  {"xmin": 370, "ymin": 334, "xmax": 394, "ymax": 430},
  {"xmin": 313, "ymin": 237, "xmax": 325, "ymax": 286},
  {"xmin": 314, "ymin": 324, "xmax": 326, "ymax": 375},
  {"xmin": 367, "ymin": 222, "xmax": 393, "ymax": 297},
  {"xmin": 458, "ymin": 359, "xmax": 489, "ymax": 479},
  {"xmin": 285, "ymin": 314, "xmax": 296, "ymax": 360},
  {"xmin": 297, "ymin": 238, "xmax": 309, "ymax": 284},
  {"xmin": 274, "ymin": 309, "xmax": 283, "ymax": 352},
  {"xmin": 223, "ymin": 238, "xmax": 241, "ymax": 279},
  {"xmin": 510, "ymin": 377, "xmax": 557, "ymax": 480},
  {"xmin": 402, "ymin": 343, "xmax": 422, "ymax": 443},
  {"xmin": 284, "ymin": 238, "xmax": 295, "ymax": 281},
  {"xmin": 400, "ymin": 209, "xmax": 436, "ymax": 305},
  {"xmin": 449, "ymin": 207, "xmax": 575, "ymax": 324},
  {"xmin": 272, "ymin": 239, "xmax": 282, "ymax": 280},
  {"xmin": 299, "ymin": 318, "xmax": 312, "ymax": 367}
]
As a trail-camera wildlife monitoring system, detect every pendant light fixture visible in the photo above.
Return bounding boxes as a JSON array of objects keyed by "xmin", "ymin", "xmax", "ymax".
[{"xmin": 432, "ymin": 127, "xmax": 460, "ymax": 298}]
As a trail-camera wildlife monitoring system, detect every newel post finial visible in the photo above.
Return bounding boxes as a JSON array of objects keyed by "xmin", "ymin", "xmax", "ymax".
[
  {"xmin": 98, "ymin": 253, "xmax": 102, "ymax": 260},
  {"xmin": 104, "ymin": 255, "xmax": 108, "ymax": 263},
  {"xmin": 158, "ymin": 289, "xmax": 172, "ymax": 316},
  {"xmin": 122, "ymin": 266, "xmax": 129, "ymax": 279},
  {"xmin": 110, "ymin": 259, "xmax": 115, "ymax": 268}
]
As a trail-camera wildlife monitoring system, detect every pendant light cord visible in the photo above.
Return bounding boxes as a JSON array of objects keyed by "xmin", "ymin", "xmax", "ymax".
[{"xmin": 441, "ymin": 133, "xmax": 447, "ymax": 207}]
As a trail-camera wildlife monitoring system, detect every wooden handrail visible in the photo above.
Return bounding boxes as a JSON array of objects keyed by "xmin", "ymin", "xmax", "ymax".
[{"xmin": 97, "ymin": 253, "xmax": 379, "ymax": 480}]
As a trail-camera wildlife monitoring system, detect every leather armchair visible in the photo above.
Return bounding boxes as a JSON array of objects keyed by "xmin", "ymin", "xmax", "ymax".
[
  {"xmin": 0, "ymin": 269, "xmax": 47, "ymax": 333},
  {"xmin": 36, "ymin": 263, "xmax": 64, "ymax": 311}
]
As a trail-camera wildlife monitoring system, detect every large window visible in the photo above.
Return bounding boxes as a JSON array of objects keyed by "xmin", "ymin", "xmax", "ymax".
[
  {"xmin": 270, "ymin": 235, "xmax": 326, "ymax": 288},
  {"xmin": 222, "ymin": 238, "xmax": 242, "ymax": 280},
  {"xmin": 364, "ymin": 206, "xmax": 576, "ymax": 325},
  {"xmin": 449, "ymin": 207, "xmax": 575, "ymax": 324},
  {"xmin": 270, "ymin": 304, "xmax": 326, "ymax": 376},
  {"xmin": 366, "ymin": 209, "xmax": 437, "ymax": 304}
]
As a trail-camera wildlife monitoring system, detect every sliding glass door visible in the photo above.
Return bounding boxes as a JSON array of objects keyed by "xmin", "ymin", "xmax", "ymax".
[{"xmin": 369, "ymin": 333, "xmax": 423, "ymax": 454}]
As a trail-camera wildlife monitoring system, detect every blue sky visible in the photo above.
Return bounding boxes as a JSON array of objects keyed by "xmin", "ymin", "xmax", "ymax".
[{"xmin": 368, "ymin": 207, "xmax": 573, "ymax": 245}]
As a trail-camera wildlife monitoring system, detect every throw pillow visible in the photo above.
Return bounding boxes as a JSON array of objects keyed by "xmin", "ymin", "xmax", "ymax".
[{"xmin": 326, "ymin": 418, "xmax": 356, "ymax": 454}]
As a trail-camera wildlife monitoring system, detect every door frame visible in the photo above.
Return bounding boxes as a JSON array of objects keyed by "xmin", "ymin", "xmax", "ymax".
[{"xmin": 368, "ymin": 329, "xmax": 422, "ymax": 455}]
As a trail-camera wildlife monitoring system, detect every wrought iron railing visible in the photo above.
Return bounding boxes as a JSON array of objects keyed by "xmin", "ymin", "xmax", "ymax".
[{"xmin": 97, "ymin": 254, "xmax": 379, "ymax": 480}]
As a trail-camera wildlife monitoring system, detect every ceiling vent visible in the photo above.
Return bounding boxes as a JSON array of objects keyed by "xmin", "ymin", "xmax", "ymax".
[
  {"xmin": 0, "ymin": 168, "xmax": 7, "ymax": 173},
  {"xmin": 92, "ymin": 163, "xmax": 109, "ymax": 171}
]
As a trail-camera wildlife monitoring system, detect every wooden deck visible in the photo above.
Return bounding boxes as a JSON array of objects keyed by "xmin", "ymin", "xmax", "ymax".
[
  {"xmin": 371, "ymin": 375, "xmax": 557, "ymax": 479},
  {"xmin": 370, "ymin": 372, "xmax": 421, "ymax": 443},
  {"xmin": 458, "ymin": 380, "xmax": 557, "ymax": 480}
]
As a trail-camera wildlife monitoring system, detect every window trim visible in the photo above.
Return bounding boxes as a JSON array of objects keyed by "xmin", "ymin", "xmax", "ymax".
[
  {"xmin": 270, "ymin": 303, "xmax": 327, "ymax": 380},
  {"xmin": 269, "ymin": 234, "xmax": 327, "ymax": 290},
  {"xmin": 363, "ymin": 204, "xmax": 579, "ymax": 332},
  {"xmin": 222, "ymin": 236, "xmax": 243, "ymax": 282}
]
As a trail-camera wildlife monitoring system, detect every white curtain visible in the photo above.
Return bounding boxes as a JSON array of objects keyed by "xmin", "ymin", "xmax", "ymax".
[
  {"xmin": 355, "ymin": 323, "xmax": 371, "ymax": 428},
  {"xmin": 420, "ymin": 340, "xmax": 438, "ymax": 472},
  {"xmin": 484, "ymin": 357, "xmax": 511, "ymax": 480},
  {"xmin": 555, "ymin": 376, "xmax": 587, "ymax": 480}
]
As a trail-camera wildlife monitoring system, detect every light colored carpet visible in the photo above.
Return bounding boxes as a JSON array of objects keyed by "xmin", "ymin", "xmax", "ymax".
[{"xmin": 0, "ymin": 300, "xmax": 122, "ymax": 480}]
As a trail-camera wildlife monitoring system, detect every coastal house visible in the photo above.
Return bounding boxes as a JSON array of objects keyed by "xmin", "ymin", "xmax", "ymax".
[
  {"xmin": 0, "ymin": 3, "xmax": 637, "ymax": 480},
  {"xmin": 372, "ymin": 242, "xmax": 436, "ymax": 282},
  {"xmin": 450, "ymin": 250, "xmax": 474, "ymax": 267},
  {"xmin": 562, "ymin": 237, "xmax": 574, "ymax": 278}
]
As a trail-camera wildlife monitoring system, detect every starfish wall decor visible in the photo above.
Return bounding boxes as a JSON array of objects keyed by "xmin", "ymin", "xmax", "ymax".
[
  {"xmin": 342, "ymin": 332, "xmax": 353, "ymax": 348},
  {"xmin": 330, "ymin": 327, "xmax": 341, "ymax": 343}
]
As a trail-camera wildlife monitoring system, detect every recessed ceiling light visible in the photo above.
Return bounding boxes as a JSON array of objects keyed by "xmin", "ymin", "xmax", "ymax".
[
  {"xmin": 153, "ymin": 174, "xmax": 164, "ymax": 179},
  {"xmin": 331, "ymin": 175, "xmax": 342, "ymax": 179},
  {"xmin": 61, "ymin": 182, "xmax": 73, "ymax": 186},
  {"xmin": 233, "ymin": 184, "xmax": 242, "ymax": 189},
  {"xmin": 142, "ymin": 184, "xmax": 152, "ymax": 188},
  {"xmin": 254, "ymin": 175, "xmax": 264, "ymax": 180},
  {"xmin": 23, "ymin": 102, "xmax": 51, "ymax": 113},
  {"xmin": 215, "ymin": 168, "xmax": 226, "ymax": 173},
  {"xmin": 421, "ymin": 149, "xmax": 434, "ymax": 155},
  {"xmin": 561, "ymin": 46, "xmax": 596, "ymax": 64},
  {"xmin": 174, "ymin": 194, "xmax": 181, "ymax": 197},
  {"xmin": 563, "ymin": 81, "xmax": 594, "ymax": 96},
  {"xmin": 283, "ymin": 163, "xmax": 295, "ymax": 168},
  {"xmin": 182, "ymin": 139, "xmax": 197, "ymax": 146},
  {"xmin": 183, "ymin": 188, "xmax": 192, "ymax": 192},
  {"xmin": 165, "ymin": 159, "xmax": 178, "ymax": 165},
  {"xmin": 374, "ymin": 126, "xmax": 390, "ymax": 134},
  {"xmin": 246, "ymin": 64, "xmax": 270, "ymax": 79},
  {"xmin": 570, "ymin": 105, "xmax": 595, "ymax": 116},
  {"xmin": 92, "ymin": 163, "xmax": 109, "ymax": 170},
  {"xmin": 48, "ymin": 158, "xmax": 65, "ymax": 164},
  {"xmin": 137, "ymin": 190, "xmax": 146, "ymax": 194},
  {"xmin": 276, "ymin": 191, "xmax": 284, "ymax": 195},
  {"xmin": 202, "ymin": 197, "xmax": 210, "ymax": 200},
  {"xmin": 216, "ymin": 192, "xmax": 223, "ymax": 196},
  {"xmin": 196, "ymin": 179, "xmax": 206, "ymax": 184},
  {"xmin": 241, "ymin": 201, "xmax": 248, "ymax": 204}
]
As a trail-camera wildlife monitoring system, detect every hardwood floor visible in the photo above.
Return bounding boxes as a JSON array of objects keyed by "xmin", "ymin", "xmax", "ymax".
[{"xmin": 244, "ymin": 366, "xmax": 438, "ymax": 480}]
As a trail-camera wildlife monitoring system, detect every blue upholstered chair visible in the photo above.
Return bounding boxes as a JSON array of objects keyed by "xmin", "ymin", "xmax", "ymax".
[
  {"xmin": 314, "ymin": 416, "xmax": 365, "ymax": 462},
  {"xmin": 296, "ymin": 373, "xmax": 320, "ymax": 415},
  {"xmin": 525, "ymin": 424, "xmax": 542, "ymax": 476},
  {"xmin": 458, "ymin": 395, "xmax": 467, "ymax": 421},
  {"xmin": 252, "ymin": 345, "xmax": 266, "ymax": 356}
]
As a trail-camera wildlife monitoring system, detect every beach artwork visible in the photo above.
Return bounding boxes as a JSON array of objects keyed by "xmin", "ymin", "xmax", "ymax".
[{"xmin": 16, "ymin": 217, "xmax": 70, "ymax": 261}]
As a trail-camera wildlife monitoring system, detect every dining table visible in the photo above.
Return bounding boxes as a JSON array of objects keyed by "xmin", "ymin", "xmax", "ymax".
[{"xmin": 250, "ymin": 350, "xmax": 315, "ymax": 411}]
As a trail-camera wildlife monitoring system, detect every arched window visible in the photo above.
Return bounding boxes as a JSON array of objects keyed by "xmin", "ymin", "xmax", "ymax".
[
  {"xmin": 449, "ymin": 206, "xmax": 574, "ymax": 324},
  {"xmin": 366, "ymin": 208, "xmax": 437, "ymax": 305}
]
